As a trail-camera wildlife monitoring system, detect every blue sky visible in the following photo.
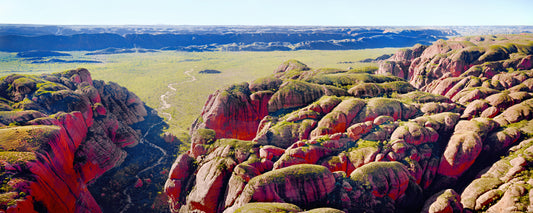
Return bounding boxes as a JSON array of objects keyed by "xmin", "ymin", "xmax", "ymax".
[{"xmin": 1, "ymin": 0, "xmax": 532, "ymax": 26}]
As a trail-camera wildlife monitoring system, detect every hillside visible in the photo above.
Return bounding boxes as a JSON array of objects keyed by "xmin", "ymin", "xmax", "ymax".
[
  {"xmin": 0, "ymin": 69, "xmax": 150, "ymax": 212},
  {"xmin": 166, "ymin": 34, "xmax": 533, "ymax": 212}
]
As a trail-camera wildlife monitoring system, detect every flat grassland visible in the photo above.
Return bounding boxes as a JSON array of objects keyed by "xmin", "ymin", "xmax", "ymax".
[{"xmin": 0, "ymin": 49, "xmax": 398, "ymax": 145}]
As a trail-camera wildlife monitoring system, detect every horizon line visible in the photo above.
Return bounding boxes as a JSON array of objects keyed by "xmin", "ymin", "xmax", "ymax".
[{"xmin": 1, "ymin": 23, "xmax": 533, "ymax": 27}]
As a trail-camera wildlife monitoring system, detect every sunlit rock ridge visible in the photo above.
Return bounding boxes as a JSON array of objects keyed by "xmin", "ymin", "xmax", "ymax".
[
  {"xmin": 166, "ymin": 34, "xmax": 533, "ymax": 212},
  {"xmin": 0, "ymin": 68, "xmax": 147, "ymax": 212}
]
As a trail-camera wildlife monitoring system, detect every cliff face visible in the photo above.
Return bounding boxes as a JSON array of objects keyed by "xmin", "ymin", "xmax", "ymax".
[
  {"xmin": 0, "ymin": 68, "xmax": 147, "ymax": 212},
  {"xmin": 167, "ymin": 34, "xmax": 533, "ymax": 212}
]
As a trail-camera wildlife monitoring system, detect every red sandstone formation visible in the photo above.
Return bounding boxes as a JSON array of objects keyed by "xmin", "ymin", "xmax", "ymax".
[
  {"xmin": 166, "ymin": 34, "xmax": 533, "ymax": 213},
  {"xmin": 0, "ymin": 68, "xmax": 146, "ymax": 212}
]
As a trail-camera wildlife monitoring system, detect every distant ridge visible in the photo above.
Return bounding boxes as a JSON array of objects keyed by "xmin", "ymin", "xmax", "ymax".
[{"xmin": 0, "ymin": 25, "xmax": 459, "ymax": 52}]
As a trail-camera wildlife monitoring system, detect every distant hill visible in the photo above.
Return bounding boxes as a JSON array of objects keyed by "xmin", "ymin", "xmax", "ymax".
[
  {"xmin": 16, "ymin": 50, "xmax": 71, "ymax": 57},
  {"xmin": 0, "ymin": 25, "xmax": 460, "ymax": 52}
]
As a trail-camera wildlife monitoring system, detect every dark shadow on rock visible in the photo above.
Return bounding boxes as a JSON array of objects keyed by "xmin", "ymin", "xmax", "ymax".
[{"xmin": 88, "ymin": 104, "xmax": 182, "ymax": 213}]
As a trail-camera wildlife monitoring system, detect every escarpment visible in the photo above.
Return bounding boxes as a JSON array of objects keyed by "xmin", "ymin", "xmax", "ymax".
[
  {"xmin": 167, "ymin": 34, "xmax": 533, "ymax": 213},
  {"xmin": 0, "ymin": 68, "xmax": 147, "ymax": 212}
]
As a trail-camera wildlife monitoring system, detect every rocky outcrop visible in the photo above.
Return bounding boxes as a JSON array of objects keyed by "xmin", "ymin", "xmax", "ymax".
[
  {"xmin": 378, "ymin": 34, "xmax": 533, "ymax": 91},
  {"xmin": 190, "ymin": 82, "xmax": 271, "ymax": 143},
  {"xmin": 348, "ymin": 81, "xmax": 416, "ymax": 98},
  {"xmin": 228, "ymin": 164, "xmax": 336, "ymax": 212},
  {"xmin": 164, "ymin": 153, "xmax": 196, "ymax": 212},
  {"xmin": 168, "ymin": 34, "xmax": 533, "ymax": 213},
  {"xmin": 234, "ymin": 202, "xmax": 302, "ymax": 213},
  {"xmin": 461, "ymin": 138, "xmax": 533, "ymax": 212},
  {"xmin": 422, "ymin": 189, "xmax": 463, "ymax": 213},
  {"xmin": 0, "ymin": 68, "xmax": 146, "ymax": 212},
  {"xmin": 437, "ymin": 118, "xmax": 498, "ymax": 178}
]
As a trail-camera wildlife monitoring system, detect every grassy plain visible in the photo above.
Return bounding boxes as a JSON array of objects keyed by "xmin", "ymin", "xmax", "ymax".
[{"xmin": 0, "ymin": 49, "xmax": 399, "ymax": 143}]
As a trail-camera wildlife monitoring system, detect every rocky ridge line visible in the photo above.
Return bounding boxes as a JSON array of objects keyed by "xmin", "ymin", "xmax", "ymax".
[
  {"xmin": 166, "ymin": 34, "xmax": 533, "ymax": 212},
  {"xmin": 0, "ymin": 68, "xmax": 147, "ymax": 212}
]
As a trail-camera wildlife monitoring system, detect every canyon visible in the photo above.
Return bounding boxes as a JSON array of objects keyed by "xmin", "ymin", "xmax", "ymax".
[{"xmin": 0, "ymin": 32, "xmax": 532, "ymax": 212}]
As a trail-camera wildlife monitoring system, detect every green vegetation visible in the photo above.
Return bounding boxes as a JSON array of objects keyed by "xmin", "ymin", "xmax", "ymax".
[
  {"xmin": 349, "ymin": 161, "xmax": 406, "ymax": 189},
  {"xmin": 0, "ymin": 49, "xmax": 399, "ymax": 143},
  {"xmin": 0, "ymin": 125, "xmax": 59, "ymax": 152},
  {"xmin": 195, "ymin": 128, "xmax": 216, "ymax": 144},
  {"xmin": 210, "ymin": 139, "xmax": 257, "ymax": 155},
  {"xmin": 348, "ymin": 81, "xmax": 415, "ymax": 98},
  {"xmin": 34, "ymin": 81, "xmax": 68, "ymax": 97},
  {"xmin": 506, "ymin": 120, "xmax": 533, "ymax": 138},
  {"xmin": 249, "ymin": 164, "xmax": 330, "ymax": 185},
  {"xmin": 0, "ymin": 152, "xmax": 36, "ymax": 164},
  {"xmin": 235, "ymin": 202, "xmax": 302, "ymax": 213},
  {"xmin": 347, "ymin": 66, "xmax": 378, "ymax": 74},
  {"xmin": 0, "ymin": 192, "xmax": 18, "ymax": 208},
  {"xmin": 306, "ymin": 72, "xmax": 403, "ymax": 90},
  {"xmin": 249, "ymin": 76, "xmax": 283, "ymax": 92},
  {"xmin": 355, "ymin": 139, "xmax": 382, "ymax": 149},
  {"xmin": 392, "ymin": 91, "xmax": 450, "ymax": 103}
]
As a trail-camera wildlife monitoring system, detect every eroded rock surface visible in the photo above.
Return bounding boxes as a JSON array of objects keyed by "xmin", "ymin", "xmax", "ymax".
[
  {"xmin": 0, "ymin": 68, "xmax": 146, "ymax": 212},
  {"xmin": 167, "ymin": 34, "xmax": 533, "ymax": 213}
]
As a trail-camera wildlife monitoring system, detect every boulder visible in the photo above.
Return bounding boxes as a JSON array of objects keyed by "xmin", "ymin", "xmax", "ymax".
[
  {"xmin": 273, "ymin": 137, "xmax": 349, "ymax": 169},
  {"xmin": 184, "ymin": 157, "xmax": 236, "ymax": 213},
  {"xmin": 487, "ymin": 183, "xmax": 529, "ymax": 212},
  {"xmin": 348, "ymin": 81, "xmax": 415, "ymax": 98},
  {"xmin": 390, "ymin": 122, "xmax": 439, "ymax": 146},
  {"xmin": 451, "ymin": 87, "xmax": 499, "ymax": 105},
  {"xmin": 192, "ymin": 82, "xmax": 269, "ymax": 140},
  {"xmin": 352, "ymin": 98, "xmax": 417, "ymax": 124},
  {"xmin": 259, "ymin": 145, "xmax": 286, "ymax": 161},
  {"xmin": 346, "ymin": 121, "xmax": 374, "ymax": 140},
  {"xmin": 485, "ymin": 127, "xmax": 521, "ymax": 153},
  {"xmin": 229, "ymin": 164, "xmax": 336, "ymax": 211},
  {"xmin": 223, "ymin": 162, "xmax": 262, "ymax": 209},
  {"xmin": 421, "ymin": 189, "xmax": 463, "ymax": 213},
  {"xmin": 493, "ymin": 98, "xmax": 533, "ymax": 126},
  {"xmin": 268, "ymin": 80, "xmax": 346, "ymax": 113},
  {"xmin": 165, "ymin": 154, "xmax": 196, "ymax": 212},
  {"xmin": 274, "ymin": 60, "xmax": 310, "ymax": 75},
  {"xmin": 310, "ymin": 98, "xmax": 366, "ymax": 137},
  {"xmin": 485, "ymin": 91, "xmax": 515, "ymax": 110},
  {"xmin": 233, "ymin": 202, "xmax": 302, "ymax": 213},
  {"xmin": 437, "ymin": 131, "xmax": 482, "ymax": 178},
  {"xmin": 461, "ymin": 99, "xmax": 489, "ymax": 119},
  {"xmin": 249, "ymin": 76, "xmax": 283, "ymax": 92},
  {"xmin": 350, "ymin": 161, "xmax": 411, "ymax": 200}
]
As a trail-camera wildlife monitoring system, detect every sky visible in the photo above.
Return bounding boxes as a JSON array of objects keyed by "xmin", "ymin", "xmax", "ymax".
[{"xmin": 0, "ymin": 0, "xmax": 532, "ymax": 26}]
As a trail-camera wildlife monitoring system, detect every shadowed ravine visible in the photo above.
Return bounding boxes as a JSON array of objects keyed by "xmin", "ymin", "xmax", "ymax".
[
  {"xmin": 119, "ymin": 69, "xmax": 196, "ymax": 212},
  {"xmin": 120, "ymin": 115, "xmax": 166, "ymax": 213}
]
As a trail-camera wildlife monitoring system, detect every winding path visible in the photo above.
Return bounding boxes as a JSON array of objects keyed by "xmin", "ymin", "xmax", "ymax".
[
  {"xmin": 159, "ymin": 69, "xmax": 197, "ymax": 121},
  {"xmin": 120, "ymin": 69, "xmax": 196, "ymax": 213}
]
